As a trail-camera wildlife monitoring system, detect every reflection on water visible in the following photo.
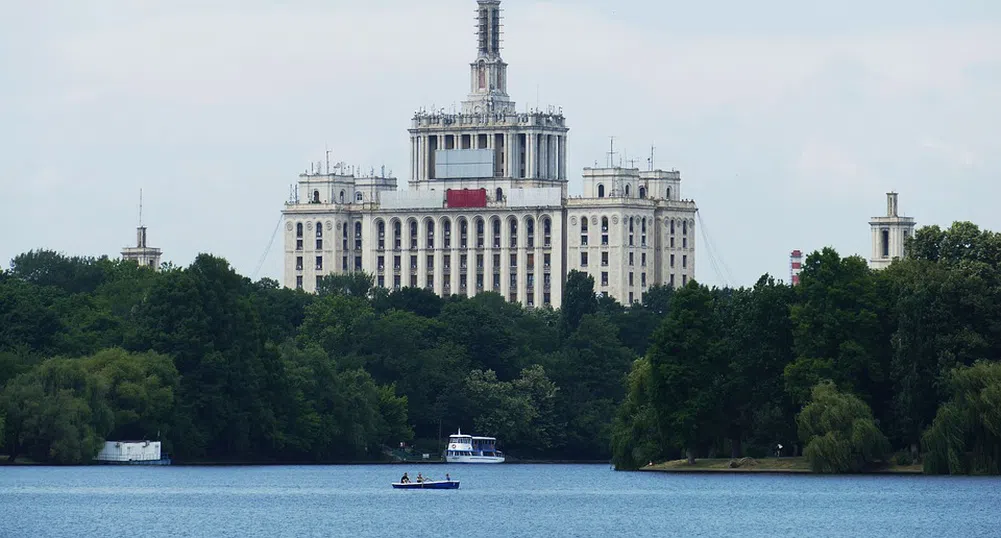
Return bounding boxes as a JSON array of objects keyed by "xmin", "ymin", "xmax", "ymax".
[{"xmin": 2, "ymin": 464, "xmax": 999, "ymax": 538}]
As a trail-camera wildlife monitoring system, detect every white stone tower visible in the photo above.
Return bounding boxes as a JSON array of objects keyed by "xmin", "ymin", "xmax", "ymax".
[
  {"xmin": 869, "ymin": 192, "xmax": 915, "ymax": 270},
  {"xmin": 408, "ymin": 0, "xmax": 569, "ymax": 195}
]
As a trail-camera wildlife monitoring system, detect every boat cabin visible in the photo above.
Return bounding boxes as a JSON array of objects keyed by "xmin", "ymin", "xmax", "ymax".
[{"xmin": 447, "ymin": 433, "xmax": 502, "ymax": 458}]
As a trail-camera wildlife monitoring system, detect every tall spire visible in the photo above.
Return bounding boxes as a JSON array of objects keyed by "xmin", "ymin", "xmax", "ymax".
[{"xmin": 462, "ymin": 0, "xmax": 514, "ymax": 114}]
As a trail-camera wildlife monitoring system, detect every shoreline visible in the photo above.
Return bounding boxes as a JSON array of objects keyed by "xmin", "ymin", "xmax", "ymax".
[{"xmin": 637, "ymin": 457, "xmax": 924, "ymax": 475}]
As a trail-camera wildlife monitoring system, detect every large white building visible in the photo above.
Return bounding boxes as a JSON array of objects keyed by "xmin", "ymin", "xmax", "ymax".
[
  {"xmin": 281, "ymin": 0, "xmax": 697, "ymax": 308},
  {"xmin": 869, "ymin": 192, "xmax": 916, "ymax": 270}
]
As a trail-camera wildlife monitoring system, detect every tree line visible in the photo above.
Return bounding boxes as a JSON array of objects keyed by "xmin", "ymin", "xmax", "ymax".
[
  {"xmin": 2, "ymin": 221, "xmax": 999, "ymax": 473},
  {"xmin": 612, "ymin": 221, "xmax": 1001, "ymax": 474}
]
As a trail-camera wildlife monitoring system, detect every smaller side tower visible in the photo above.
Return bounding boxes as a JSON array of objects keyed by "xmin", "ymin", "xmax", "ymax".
[
  {"xmin": 121, "ymin": 190, "xmax": 162, "ymax": 269},
  {"xmin": 869, "ymin": 192, "xmax": 916, "ymax": 270}
]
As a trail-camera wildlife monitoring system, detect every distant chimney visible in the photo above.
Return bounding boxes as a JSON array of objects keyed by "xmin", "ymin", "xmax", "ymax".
[{"xmin": 887, "ymin": 192, "xmax": 898, "ymax": 217}]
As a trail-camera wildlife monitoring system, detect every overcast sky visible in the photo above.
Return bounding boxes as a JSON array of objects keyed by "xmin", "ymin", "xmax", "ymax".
[{"xmin": 2, "ymin": 0, "xmax": 998, "ymax": 288}]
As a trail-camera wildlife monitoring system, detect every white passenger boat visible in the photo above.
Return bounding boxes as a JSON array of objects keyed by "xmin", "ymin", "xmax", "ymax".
[{"xmin": 444, "ymin": 429, "xmax": 505, "ymax": 463}]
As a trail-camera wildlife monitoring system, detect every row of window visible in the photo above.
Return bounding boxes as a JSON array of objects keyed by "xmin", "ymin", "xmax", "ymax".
[
  {"xmin": 308, "ymin": 189, "xmax": 365, "ymax": 204},
  {"xmin": 294, "ymin": 274, "xmax": 554, "ymax": 307},
  {"xmin": 594, "ymin": 184, "xmax": 668, "ymax": 199}
]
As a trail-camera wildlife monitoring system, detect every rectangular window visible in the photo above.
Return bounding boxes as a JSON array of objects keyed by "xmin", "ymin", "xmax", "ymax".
[
  {"xmin": 296, "ymin": 256, "xmax": 303, "ymax": 271},
  {"xmin": 394, "ymin": 275, "xmax": 401, "ymax": 289},
  {"xmin": 411, "ymin": 274, "xmax": 418, "ymax": 287},
  {"xmin": 316, "ymin": 239, "xmax": 323, "ymax": 250},
  {"xmin": 444, "ymin": 254, "xmax": 451, "ymax": 270},
  {"xmin": 683, "ymin": 255, "xmax": 688, "ymax": 269},
  {"xmin": 296, "ymin": 239, "xmax": 303, "ymax": 251},
  {"xmin": 881, "ymin": 229, "xmax": 890, "ymax": 257},
  {"xmin": 527, "ymin": 253, "xmax": 535, "ymax": 270},
  {"xmin": 601, "ymin": 272, "xmax": 608, "ymax": 286},
  {"xmin": 355, "ymin": 256, "xmax": 362, "ymax": 270},
  {"xmin": 493, "ymin": 253, "xmax": 501, "ymax": 268},
  {"xmin": 641, "ymin": 253, "xmax": 647, "ymax": 267},
  {"xmin": 581, "ymin": 235, "xmax": 588, "ymax": 246},
  {"xmin": 602, "ymin": 234, "xmax": 608, "ymax": 246},
  {"xmin": 543, "ymin": 253, "xmax": 551, "ymax": 268},
  {"xmin": 342, "ymin": 256, "xmax": 348, "ymax": 271},
  {"xmin": 427, "ymin": 275, "xmax": 434, "ymax": 288},
  {"xmin": 670, "ymin": 237, "xmax": 675, "ymax": 248},
  {"xmin": 683, "ymin": 274, "xmax": 688, "ymax": 286},
  {"xmin": 601, "ymin": 252, "xmax": 609, "ymax": 266},
  {"xmin": 642, "ymin": 235, "xmax": 646, "ymax": 246},
  {"xmin": 683, "ymin": 237, "xmax": 688, "ymax": 249},
  {"xmin": 477, "ymin": 254, "xmax": 484, "ymax": 269},
  {"xmin": 377, "ymin": 255, "xmax": 385, "ymax": 270},
  {"xmin": 629, "ymin": 272, "xmax": 634, "ymax": 286},
  {"xmin": 411, "ymin": 255, "xmax": 417, "ymax": 270},
  {"xmin": 641, "ymin": 273, "xmax": 647, "ymax": 286},
  {"xmin": 670, "ymin": 274, "xmax": 675, "ymax": 287},
  {"xmin": 510, "ymin": 253, "xmax": 517, "ymax": 268},
  {"xmin": 629, "ymin": 292, "xmax": 634, "ymax": 304},
  {"xmin": 670, "ymin": 254, "xmax": 675, "ymax": 268},
  {"xmin": 427, "ymin": 255, "xmax": 434, "ymax": 270},
  {"xmin": 477, "ymin": 274, "xmax": 484, "ymax": 289},
  {"xmin": 544, "ymin": 293, "xmax": 551, "ymax": 305},
  {"xmin": 581, "ymin": 252, "xmax": 588, "ymax": 267},
  {"xmin": 394, "ymin": 255, "xmax": 401, "ymax": 270},
  {"xmin": 493, "ymin": 273, "xmax": 501, "ymax": 290},
  {"xmin": 629, "ymin": 253, "xmax": 634, "ymax": 266},
  {"xmin": 460, "ymin": 254, "xmax": 467, "ymax": 270},
  {"xmin": 378, "ymin": 275, "xmax": 385, "ymax": 287},
  {"xmin": 629, "ymin": 236, "xmax": 634, "ymax": 246},
  {"xmin": 315, "ymin": 256, "xmax": 323, "ymax": 270},
  {"xmin": 296, "ymin": 276, "xmax": 303, "ymax": 290}
]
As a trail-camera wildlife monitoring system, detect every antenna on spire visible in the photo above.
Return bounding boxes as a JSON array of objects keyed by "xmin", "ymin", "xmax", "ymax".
[
  {"xmin": 648, "ymin": 145, "xmax": 656, "ymax": 171},
  {"xmin": 606, "ymin": 137, "xmax": 618, "ymax": 168}
]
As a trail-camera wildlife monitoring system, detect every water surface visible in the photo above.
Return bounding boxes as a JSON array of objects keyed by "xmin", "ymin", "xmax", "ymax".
[{"xmin": 2, "ymin": 464, "xmax": 998, "ymax": 537}]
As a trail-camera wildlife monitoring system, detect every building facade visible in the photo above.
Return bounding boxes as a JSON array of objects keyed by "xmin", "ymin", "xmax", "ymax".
[
  {"xmin": 281, "ymin": 0, "xmax": 697, "ymax": 307},
  {"xmin": 121, "ymin": 225, "xmax": 162, "ymax": 268},
  {"xmin": 869, "ymin": 192, "xmax": 916, "ymax": 270}
]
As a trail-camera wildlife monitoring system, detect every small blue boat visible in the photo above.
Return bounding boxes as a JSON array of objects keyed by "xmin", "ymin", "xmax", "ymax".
[{"xmin": 392, "ymin": 480, "xmax": 460, "ymax": 490}]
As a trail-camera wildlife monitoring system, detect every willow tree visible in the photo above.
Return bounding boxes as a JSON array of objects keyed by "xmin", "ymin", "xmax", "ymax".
[
  {"xmin": 797, "ymin": 382, "xmax": 890, "ymax": 473},
  {"xmin": 923, "ymin": 361, "xmax": 1001, "ymax": 475}
]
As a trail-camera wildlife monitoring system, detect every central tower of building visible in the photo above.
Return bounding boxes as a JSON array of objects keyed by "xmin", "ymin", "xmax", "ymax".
[{"xmin": 408, "ymin": 0, "xmax": 569, "ymax": 196}]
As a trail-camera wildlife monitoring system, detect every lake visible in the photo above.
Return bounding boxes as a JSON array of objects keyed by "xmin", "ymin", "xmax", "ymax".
[{"xmin": 2, "ymin": 464, "xmax": 999, "ymax": 537}]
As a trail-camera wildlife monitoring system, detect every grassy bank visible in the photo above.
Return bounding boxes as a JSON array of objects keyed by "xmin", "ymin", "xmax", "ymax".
[{"xmin": 638, "ymin": 457, "xmax": 923, "ymax": 474}]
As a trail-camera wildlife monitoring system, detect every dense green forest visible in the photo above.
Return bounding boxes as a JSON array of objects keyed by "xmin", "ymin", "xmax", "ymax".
[{"xmin": 2, "ymin": 221, "xmax": 1000, "ymax": 473}]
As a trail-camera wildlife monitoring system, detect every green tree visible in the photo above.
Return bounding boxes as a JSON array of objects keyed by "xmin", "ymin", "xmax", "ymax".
[
  {"xmin": 316, "ymin": 272, "xmax": 374, "ymax": 298},
  {"xmin": 611, "ymin": 357, "xmax": 662, "ymax": 469},
  {"xmin": 797, "ymin": 382, "xmax": 890, "ymax": 473},
  {"xmin": 647, "ymin": 282, "xmax": 725, "ymax": 463},
  {"xmin": 558, "ymin": 270, "xmax": 597, "ymax": 338},
  {"xmin": 922, "ymin": 361, "xmax": 1001, "ymax": 475}
]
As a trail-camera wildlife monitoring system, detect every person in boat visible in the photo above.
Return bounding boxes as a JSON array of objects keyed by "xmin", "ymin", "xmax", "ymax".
[
  {"xmin": 445, "ymin": 473, "xmax": 451, "ymax": 482},
  {"xmin": 400, "ymin": 472, "xmax": 410, "ymax": 484},
  {"xmin": 416, "ymin": 472, "xmax": 424, "ymax": 483}
]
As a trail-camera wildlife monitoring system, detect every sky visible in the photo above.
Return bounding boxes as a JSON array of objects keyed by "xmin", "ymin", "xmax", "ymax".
[{"xmin": 1, "ymin": 0, "xmax": 999, "ymax": 288}]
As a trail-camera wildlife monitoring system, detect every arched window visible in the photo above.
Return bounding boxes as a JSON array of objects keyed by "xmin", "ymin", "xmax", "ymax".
[
  {"xmin": 683, "ymin": 220, "xmax": 688, "ymax": 235},
  {"xmin": 526, "ymin": 218, "xmax": 535, "ymax": 248},
  {"xmin": 394, "ymin": 220, "xmax": 402, "ymax": 250},
  {"xmin": 296, "ymin": 222, "xmax": 303, "ymax": 238},
  {"xmin": 354, "ymin": 221, "xmax": 362, "ymax": 250},
  {"xmin": 313, "ymin": 190, "xmax": 320, "ymax": 203},
  {"xmin": 316, "ymin": 222, "xmax": 323, "ymax": 238},
  {"xmin": 443, "ymin": 218, "xmax": 452, "ymax": 248},
  {"xmin": 629, "ymin": 217, "xmax": 634, "ymax": 233},
  {"xmin": 543, "ymin": 217, "xmax": 552, "ymax": 247},
  {"xmin": 597, "ymin": 184, "xmax": 605, "ymax": 198},
  {"xmin": 509, "ymin": 218, "xmax": 518, "ymax": 248},
  {"xmin": 339, "ymin": 190, "xmax": 345, "ymax": 203},
  {"xmin": 601, "ymin": 217, "xmax": 609, "ymax": 232},
  {"xmin": 581, "ymin": 218, "xmax": 588, "ymax": 233},
  {"xmin": 642, "ymin": 218, "xmax": 647, "ymax": 233},
  {"xmin": 355, "ymin": 192, "xmax": 363, "ymax": 202},
  {"xmin": 426, "ymin": 219, "xmax": 435, "ymax": 249},
  {"xmin": 666, "ymin": 187, "xmax": 671, "ymax": 200},
  {"xmin": 639, "ymin": 187, "xmax": 646, "ymax": 199},
  {"xmin": 409, "ymin": 220, "xmax": 418, "ymax": 249},
  {"xmin": 377, "ymin": 220, "xmax": 386, "ymax": 249},
  {"xmin": 496, "ymin": 187, "xmax": 503, "ymax": 201},
  {"xmin": 492, "ymin": 218, "xmax": 501, "ymax": 248},
  {"xmin": 625, "ymin": 184, "xmax": 630, "ymax": 197}
]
